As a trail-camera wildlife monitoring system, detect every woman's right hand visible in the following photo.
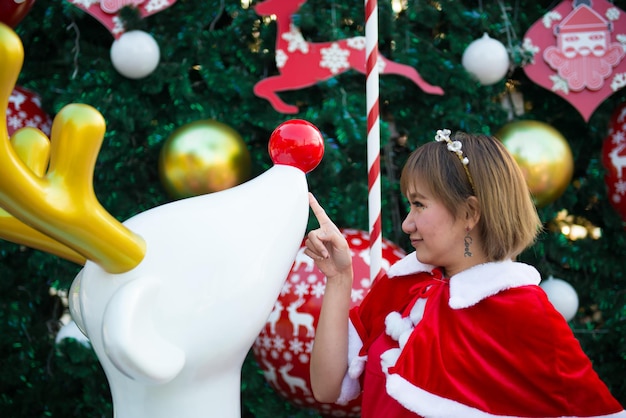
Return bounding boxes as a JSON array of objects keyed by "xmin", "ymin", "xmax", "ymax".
[{"xmin": 304, "ymin": 193, "xmax": 353, "ymax": 280}]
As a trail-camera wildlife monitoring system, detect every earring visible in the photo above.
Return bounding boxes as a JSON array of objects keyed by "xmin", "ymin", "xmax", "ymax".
[{"xmin": 464, "ymin": 228, "xmax": 473, "ymax": 258}]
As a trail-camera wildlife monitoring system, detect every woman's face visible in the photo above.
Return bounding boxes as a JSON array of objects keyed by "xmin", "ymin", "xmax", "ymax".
[{"xmin": 401, "ymin": 178, "xmax": 468, "ymax": 276}]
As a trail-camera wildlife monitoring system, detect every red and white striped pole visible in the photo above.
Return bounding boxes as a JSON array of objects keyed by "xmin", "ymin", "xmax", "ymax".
[{"xmin": 365, "ymin": 0, "xmax": 382, "ymax": 283}]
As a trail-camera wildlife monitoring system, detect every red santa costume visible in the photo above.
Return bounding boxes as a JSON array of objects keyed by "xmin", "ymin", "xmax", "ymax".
[{"xmin": 335, "ymin": 253, "xmax": 625, "ymax": 417}]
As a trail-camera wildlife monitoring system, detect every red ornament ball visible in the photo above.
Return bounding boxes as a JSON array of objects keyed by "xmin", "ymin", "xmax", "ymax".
[
  {"xmin": 6, "ymin": 86, "xmax": 52, "ymax": 137},
  {"xmin": 602, "ymin": 102, "xmax": 626, "ymax": 223},
  {"xmin": 268, "ymin": 119, "xmax": 324, "ymax": 173},
  {"xmin": 0, "ymin": 0, "xmax": 36, "ymax": 28},
  {"xmin": 253, "ymin": 229, "xmax": 406, "ymax": 417}
]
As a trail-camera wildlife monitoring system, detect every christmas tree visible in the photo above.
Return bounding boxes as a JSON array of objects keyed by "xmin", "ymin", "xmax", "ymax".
[{"xmin": 1, "ymin": 0, "xmax": 625, "ymax": 416}]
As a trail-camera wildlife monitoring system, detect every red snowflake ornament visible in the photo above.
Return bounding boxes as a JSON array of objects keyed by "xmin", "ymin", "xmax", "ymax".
[
  {"xmin": 523, "ymin": 0, "xmax": 626, "ymax": 122},
  {"xmin": 253, "ymin": 229, "xmax": 406, "ymax": 417},
  {"xmin": 602, "ymin": 102, "xmax": 626, "ymax": 223},
  {"xmin": 6, "ymin": 86, "xmax": 52, "ymax": 137}
]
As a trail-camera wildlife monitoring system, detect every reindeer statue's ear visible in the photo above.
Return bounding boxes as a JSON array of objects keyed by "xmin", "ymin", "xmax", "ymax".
[
  {"xmin": 102, "ymin": 275, "xmax": 185, "ymax": 384},
  {"xmin": 0, "ymin": 23, "xmax": 145, "ymax": 273}
]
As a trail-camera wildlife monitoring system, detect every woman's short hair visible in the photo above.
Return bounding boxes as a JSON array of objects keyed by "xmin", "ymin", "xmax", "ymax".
[{"xmin": 400, "ymin": 131, "xmax": 542, "ymax": 261}]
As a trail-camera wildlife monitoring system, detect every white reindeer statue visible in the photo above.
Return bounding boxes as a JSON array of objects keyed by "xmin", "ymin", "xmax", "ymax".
[{"xmin": 0, "ymin": 22, "xmax": 324, "ymax": 418}]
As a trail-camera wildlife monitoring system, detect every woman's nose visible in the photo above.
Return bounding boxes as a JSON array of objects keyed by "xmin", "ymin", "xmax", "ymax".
[{"xmin": 401, "ymin": 214, "xmax": 414, "ymax": 234}]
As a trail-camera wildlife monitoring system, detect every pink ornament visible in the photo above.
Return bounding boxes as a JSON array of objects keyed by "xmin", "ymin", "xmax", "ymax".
[
  {"xmin": 65, "ymin": 0, "xmax": 177, "ymax": 39},
  {"xmin": 602, "ymin": 102, "xmax": 626, "ymax": 222},
  {"xmin": 0, "ymin": 0, "xmax": 36, "ymax": 28},
  {"xmin": 6, "ymin": 86, "xmax": 52, "ymax": 137},
  {"xmin": 268, "ymin": 119, "xmax": 324, "ymax": 173},
  {"xmin": 252, "ymin": 229, "xmax": 406, "ymax": 417},
  {"xmin": 523, "ymin": 0, "xmax": 626, "ymax": 122}
]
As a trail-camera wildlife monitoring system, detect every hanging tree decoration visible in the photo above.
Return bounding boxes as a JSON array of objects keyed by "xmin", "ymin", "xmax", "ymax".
[
  {"xmin": 66, "ymin": 0, "xmax": 177, "ymax": 79},
  {"xmin": 251, "ymin": 0, "xmax": 443, "ymax": 115},
  {"xmin": 522, "ymin": 0, "xmax": 626, "ymax": 122}
]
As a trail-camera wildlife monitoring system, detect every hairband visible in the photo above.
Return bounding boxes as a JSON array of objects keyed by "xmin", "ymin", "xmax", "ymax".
[{"xmin": 435, "ymin": 129, "xmax": 476, "ymax": 194}]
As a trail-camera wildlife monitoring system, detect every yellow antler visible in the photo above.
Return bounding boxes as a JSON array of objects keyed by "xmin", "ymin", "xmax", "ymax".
[{"xmin": 0, "ymin": 23, "xmax": 145, "ymax": 273}]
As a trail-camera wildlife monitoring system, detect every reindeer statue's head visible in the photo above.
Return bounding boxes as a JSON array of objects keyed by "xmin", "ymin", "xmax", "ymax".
[{"xmin": 0, "ymin": 22, "xmax": 324, "ymax": 418}]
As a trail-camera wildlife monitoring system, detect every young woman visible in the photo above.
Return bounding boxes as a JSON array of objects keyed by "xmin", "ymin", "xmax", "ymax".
[{"xmin": 304, "ymin": 129, "xmax": 625, "ymax": 417}]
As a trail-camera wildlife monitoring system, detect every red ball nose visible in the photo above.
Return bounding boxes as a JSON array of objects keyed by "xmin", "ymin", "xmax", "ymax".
[{"xmin": 268, "ymin": 119, "xmax": 324, "ymax": 173}]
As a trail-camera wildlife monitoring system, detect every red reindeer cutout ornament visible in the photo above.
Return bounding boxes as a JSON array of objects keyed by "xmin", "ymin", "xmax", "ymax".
[{"xmin": 253, "ymin": 0, "xmax": 444, "ymax": 114}]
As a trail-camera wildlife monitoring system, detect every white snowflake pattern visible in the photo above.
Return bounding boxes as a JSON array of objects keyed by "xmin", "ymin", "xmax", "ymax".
[
  {"xmin": 351, "ymin": 287, "xmax": 365, "ymax": 303},
  {"xmin": 145, "ymin": 0, "xmax": 171, "ymax": 13},
  {"xmin": 70, "ymin": 0, "xmax": 100, "ymax": 8},
  {"xmin": 282, "ymin": 24, "xmax": 309, "ymax": 54},
  {"xmin": 298, "ymin": 353, "xmax": 309, "ymax": 363},
  {"xmin": 7, "ymin": 115, "xmax": 23, "ymax": 131},
  {"xmin": 289, "ymin": 338, "xmax": 305, "ymax": 354},
  {"xmin": 111, "ymin": 16, "xmax": 125, "ymax": 36},
  {"xmin": 607, "ymin": 7, "xmax": 621, "ymax": 21},
  {"xmin": 259, "ymin": 334, "xmax": 273, "ymax": 350},
  {"xmin": 9, "ymin": 91, "xmax": 26, "ymax": 110},
  {"xmin": 305, "ymin": 340, "xmax": 314, "ymax": 353},
  {"xmin": 522, "ymin": 37, "xmax": 540, "ymax": 64},
  {"xmin": 294, "ymin": 282, "xmax": 310, "ymax": 298},
  {"xmin": 617, "ymin": 34, "xmax": 626, "ymax": 52},
  {"xmin": 279, "ymin": 279, "xmax": 292, "ymax": 296},
  {"xmin": 550, "ymin": 74, "xmax": 569, "ymax": 93},
  {"xmin": 305, "ymin": 273, "xmax": 318, "ymax": 284},
  {"xmin": 282, "ymin": 350, "xmax": 293, "ymax": 362},
  {"xmin": 310, "ymin": 281, "xmax": 325, "ymax": 298},
  {"xmin": 272, "ymin": 335, "xmax": 286, "ymax": 351},
  {"xmin": 542, "ymin": 11, "xmax": 562, "ymax": 28},
  {"xmin": 613, "ymin": 130, "xmax": 626, "ymax": 145},
  {"xmin": 25, "ymin": 116, "xmax": 44, "ymax": 128},
  {"xmin": 615, "ymin": 179, "xmax": 626, "ymax": 195},
  {"xmin": 611, "ymin": 73, "xmax": 626, "ymax": 91},
  {"xmin": 320, "ymin": 43, "xmax": 350, "ymax": 74},
  {"xmin": 346, "ymin": 36, "xmax": 366, "ymax": 50}
]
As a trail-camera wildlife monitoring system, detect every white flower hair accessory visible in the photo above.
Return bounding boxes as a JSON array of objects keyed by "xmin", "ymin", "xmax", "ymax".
[{"xmin": 435, "ymin": 129, "xmax": 476, "ymax": 193}]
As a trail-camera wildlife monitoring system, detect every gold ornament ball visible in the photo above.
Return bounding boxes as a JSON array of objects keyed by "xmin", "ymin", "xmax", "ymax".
[
  {"xmin": 496, "ymin": 120, "xmax": 573, "ymax": 208},
  {"xmin": 159, "ymin": 120, "xmax": 252, "ymax": 199}
]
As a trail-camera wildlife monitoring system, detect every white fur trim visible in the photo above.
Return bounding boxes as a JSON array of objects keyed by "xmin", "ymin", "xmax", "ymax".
[
  {"xmin": 409, "ymin": 297, "xmax": 428, "ymax": 323},
  {"xmin": 336, "ymin": 370, "xmax": 361, "ymax": 405},
  {"xmin": 380, "ymin": 348, "xmax": 401, "ymax": 373},
  {"xmin": 398, "ymin": 329, "xmax": 412, "ymax": 349},
  {"xmin": 336, "ymin": 320, "xmax": 364, "ymax": 404},
  {"xmin": 386, "ymin": 373, "xmax": 626, "ymax": 418},
  {"xmin": 386, "ymin": 254, "xmax": 541, "ymax": 310},
  {"xmin": 448, "ymin": 260, "xmax": 541, "ymax": 309},
  {"xmin": 385, "ymin": 311, "xmax": 413, "ymax": 341},
  {"xmin": 386, "ymin": 252, "xmax": 435, "ymax": 277}
]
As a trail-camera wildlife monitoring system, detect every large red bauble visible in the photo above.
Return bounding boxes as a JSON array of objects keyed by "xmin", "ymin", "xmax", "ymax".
[
  {"xmin": 6, "ymin": 86, "xmax": 52, "ymax": 137},
  {"xmin": 0, "ymin": 0, "xmax": 36, "ymax": 28},
  {"xmin": 268, "ymin": 119, "xmax": 324, "ymax": 173},
  {"xmin": 602, "ymin": 102, "xmax": 626, "ymax": 223},
  {"xmin": 252, "ymin": 229, "xmax": 406, "ymax": 417}
]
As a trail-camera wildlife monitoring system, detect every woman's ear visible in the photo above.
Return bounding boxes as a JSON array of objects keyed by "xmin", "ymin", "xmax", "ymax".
[{"xmin": 465, "ymin": 196, "xmax": 481, "ymax": 228}]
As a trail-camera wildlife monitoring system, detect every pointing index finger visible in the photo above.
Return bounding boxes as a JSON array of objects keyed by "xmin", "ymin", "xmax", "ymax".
[{"xmin": 308, "ymin": 193, "xmax": 333, "ymax": 225}]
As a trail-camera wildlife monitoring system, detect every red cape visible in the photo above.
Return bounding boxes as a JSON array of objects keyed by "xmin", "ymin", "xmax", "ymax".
[{"xmin": 349, "ymin": 258, "xmax": 625, "ymax": 417}]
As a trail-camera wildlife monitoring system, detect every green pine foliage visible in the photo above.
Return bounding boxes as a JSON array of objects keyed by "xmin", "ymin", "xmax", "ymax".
[{"xmin": 1, "ymin": 0, "xmax": 625, "ymax": 416}]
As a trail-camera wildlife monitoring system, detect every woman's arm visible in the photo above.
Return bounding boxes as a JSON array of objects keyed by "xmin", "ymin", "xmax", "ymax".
[{"xmin": 305, "ymin": 193, "xmax": 355, "ymax": 402}]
